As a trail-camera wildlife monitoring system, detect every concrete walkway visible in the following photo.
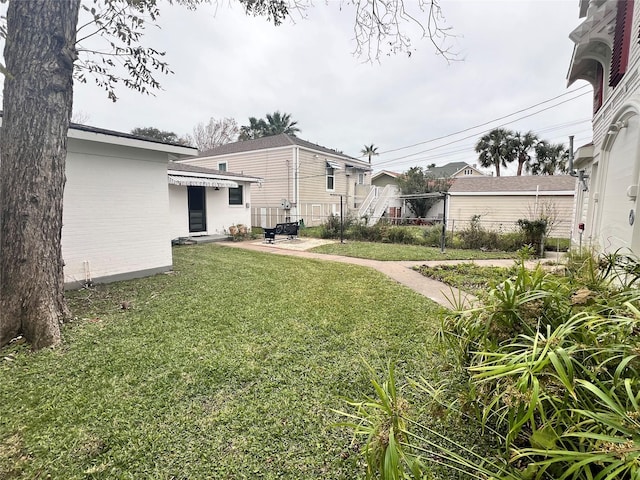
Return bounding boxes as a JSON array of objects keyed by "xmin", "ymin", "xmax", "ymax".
[{"xmin": 217, "ymin": 239, "xmax": 537, "ymax": 309}]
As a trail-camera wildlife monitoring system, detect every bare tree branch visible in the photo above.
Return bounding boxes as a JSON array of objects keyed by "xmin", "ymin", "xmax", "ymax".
[
  {"xmin": 186, "ymin": 117, "xmax": 240, "ymax": 152},
  {"xmin": 346, "ymin": 0, "xmax": 457, "ymax": 62}
]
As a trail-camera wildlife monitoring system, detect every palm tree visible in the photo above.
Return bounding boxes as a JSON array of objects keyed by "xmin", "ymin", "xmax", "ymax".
[
  {"xmin": 474, "ymin": 128, "xmax": 514, "ymax": 177},
  {"xmin": 510, "ymin": 130, "xmax": 539, "ymax": 176},
  {"xmin": 531, "ymin": 141, "xmax": 569, "ymax": 175},
  {"xmin": 361, "ymin": 144, "xmax": 379, "ymax": 164},
  {"xmin": 264, "ymin": 111, "xmax": 300, "ymax": 136},
  {"xmin": 239, "ymin": 112, "xmax": 300, "ymax": 140}
]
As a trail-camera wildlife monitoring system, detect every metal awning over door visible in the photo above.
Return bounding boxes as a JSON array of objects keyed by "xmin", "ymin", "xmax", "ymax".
[{"xmin": 168, "ymin": 175, "xmax": 239, "ymax": 188}]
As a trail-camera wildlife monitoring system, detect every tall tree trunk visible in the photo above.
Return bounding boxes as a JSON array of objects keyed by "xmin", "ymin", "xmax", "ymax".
[{"xmin": 0, "ymin": 0, "xmax": 80, "ymax": 350}]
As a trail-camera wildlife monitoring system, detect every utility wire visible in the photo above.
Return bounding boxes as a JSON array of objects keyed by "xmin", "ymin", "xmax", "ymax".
[
  {"xmin": 375, "ymin": 85, "xmax": 590, "ymax": 156},
  {"xmin": 374, "ymin": 91, "xmax": 591, "ymax": 168}
]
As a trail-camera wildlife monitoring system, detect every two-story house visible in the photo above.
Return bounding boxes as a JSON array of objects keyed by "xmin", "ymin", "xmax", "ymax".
[
  {"xmin": 568, "ymin": 0, "xmax": 640, "ymax": 252},
  {"xmin": 177, "ymin": 134, "xmax": 372, "ymax": 227}
]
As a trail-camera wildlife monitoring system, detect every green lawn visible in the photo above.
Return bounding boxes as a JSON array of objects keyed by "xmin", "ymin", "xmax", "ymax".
[
  {"xmin": 0, "ymin": 244, "xmax": 466, "ymax": 479},
  {"xmin": 309, "ymin": 241, "xmax": 516, "ymax": 261}
]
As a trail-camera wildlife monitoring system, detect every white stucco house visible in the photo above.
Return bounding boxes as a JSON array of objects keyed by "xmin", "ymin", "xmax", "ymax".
[
  {"xmin": 168, "ymin": 161, "xmax": 261, "ymax": 239},
  {"xmin": 62, "ymin": 124, "xmax": 197, "ymax": 287},
  {"xmin": 568, "ymin": 0, "xmax": 640, "ymax": 252}
]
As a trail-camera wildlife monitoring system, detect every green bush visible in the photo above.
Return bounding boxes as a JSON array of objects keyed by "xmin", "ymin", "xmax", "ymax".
[
  {"xmin": 544, "ymin": 237, "xmax": 571, "ymax": 252},
  {"xmin": 387, "ymin": 226, "xmax": 420, "ymax": 245},
  {"xmin": 422, "ymin": 224, "xmax": 445, "ymax": 247},
  {"xmin": 316, "ymin": 216, "xmax": 430, "ymax": 246},
  {"xmin": 457, "ymin": 215, "xmax": 501, "ymax": 250},
  {"xmin": 495, "ymin": 231, "xmax": 526, "ymax": 251},
  {"xmin": 298, "ymin": 225, "xmax": 323, "ymax": 238},
  {"xmin": 319, "ymin": 214, "xmax": 356, "ymax": 239},
  {"xmin": 517, "ymin": 218, "xmax": 548, "ymax": 257}
]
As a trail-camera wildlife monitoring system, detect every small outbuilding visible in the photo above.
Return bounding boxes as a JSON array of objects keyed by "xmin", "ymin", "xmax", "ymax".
[
  {"xmin": 448, "ymin": 176, "xmax": 577, "ymax": 238},
  {"xmin": 62, "ymin": 124, "xmax": 197, "ymax": 287}
]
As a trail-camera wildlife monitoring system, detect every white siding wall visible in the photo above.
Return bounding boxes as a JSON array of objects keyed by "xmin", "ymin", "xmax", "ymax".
[
  {"xmin": 62, "ymin": 139, "xmax": 172, "ymax": 287},
  {"xmin": 449, "ymin": 194, "xmax": 575, "ymax": 238},
  {"xmin": 597, "ymin": 114, "xmax": 640, "ymax": 251},
  {"xmin": 182, "ymin": 148, "xmax": 292, "ymax": 228},
  {"xmin": 298, "ymin": 150, "xmax": 371, "ymax": 225}
]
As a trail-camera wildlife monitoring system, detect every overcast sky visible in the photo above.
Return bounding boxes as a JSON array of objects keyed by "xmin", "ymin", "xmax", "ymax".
[{"xmin": 69, "ymin": 0, "xmax": 593, "ymax": 174}]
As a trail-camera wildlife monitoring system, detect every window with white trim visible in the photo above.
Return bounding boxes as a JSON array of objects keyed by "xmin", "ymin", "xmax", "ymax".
[
  {"xmin": 218, "ymin": 162, "xmax": 227, "ymax": 172},
  {"xmin": 357, "ymin": 172, "xmax": 365, "ymax": 184},
  {"xmin": 326, "ymin": 167, "xmax": 335, "ymax": 191},
  {"xmin": 229, "ymin": 185, "xmax": 243, "ymax": 205}
]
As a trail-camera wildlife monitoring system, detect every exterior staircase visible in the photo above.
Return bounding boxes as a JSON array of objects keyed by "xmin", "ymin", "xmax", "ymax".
[{"xmin": 357, "ymin": 185, "xmax": 399, "ymax": 225}]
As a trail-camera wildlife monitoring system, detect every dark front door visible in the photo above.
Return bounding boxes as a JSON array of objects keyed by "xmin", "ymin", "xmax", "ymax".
[{"xmin": 188, "ymin": 186, "xmax": 206, "ymax": 233}]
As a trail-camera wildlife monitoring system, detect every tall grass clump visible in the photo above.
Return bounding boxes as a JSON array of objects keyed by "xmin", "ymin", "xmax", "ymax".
[
  {"xmin": 341, "ymin": 250, "xmax": 640, "ymax": 480},
  {"xmin": 438, "ymin": 251, "xmax": 640, "ymax": 479}
]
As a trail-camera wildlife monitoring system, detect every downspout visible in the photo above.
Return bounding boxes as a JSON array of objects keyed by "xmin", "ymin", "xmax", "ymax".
[{"xmin": 294, "ymin": 147, "xmax": 300, "ymax": 222}]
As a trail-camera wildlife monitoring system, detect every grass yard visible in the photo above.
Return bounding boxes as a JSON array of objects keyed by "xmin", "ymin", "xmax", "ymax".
[
  {"xmin": 309, "ymin": 241, "xmax": 516, "ymax": 261},
  {"xmin": 0, "ymin": 244, "xmax": 467, "ymax": 479}
]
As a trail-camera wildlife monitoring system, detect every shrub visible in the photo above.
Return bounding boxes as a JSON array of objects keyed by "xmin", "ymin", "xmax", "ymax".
[
  {"xmin": 516, "ymin": 218, "xmax": 548, "ymax": 257},
  {"xmin": 422, "ymin": 224, "xmax": 446, "ymax": 247},
  {"xmin": 495, "ymin": 231, "xmax": 526, "ymax": 251},
  {"xmin": 437, "ymin": 252, "xmax": 640, "ymax": 479},
  {"xmin": 457, "ymin": 215, "xmax": 500, "ymax": 250},
  {"xmin": 319, "ymin": 214, "xmax": 356, "ymax": 239},
  {"xmin": 343, "ymin": 251, "xmax": 640, "ymax": 480},
  {"xmin": 227, "ymin": 224, "xmax": 250, "ymax": 241},
  {"xmin": 387, "ymin": 226, "xmax": 419, "ymax": 245},
  {"xmin": 544, "ymin": 237, "xmax": 570, "ymax": 252}
]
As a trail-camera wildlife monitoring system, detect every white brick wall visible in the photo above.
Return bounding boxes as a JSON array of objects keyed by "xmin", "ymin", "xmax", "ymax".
[{"xmin": 62, "ymin": 138, "xmax": 172, "ymax": 286}]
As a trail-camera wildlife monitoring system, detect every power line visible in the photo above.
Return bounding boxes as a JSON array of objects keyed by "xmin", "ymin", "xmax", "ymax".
[
  {"xmin": 374, "ymin": 91, "xmax": 591, "ymax": 169},
  {"xmin": 376, "ymin": 85, "xmax": 590, "ymax": 156}
]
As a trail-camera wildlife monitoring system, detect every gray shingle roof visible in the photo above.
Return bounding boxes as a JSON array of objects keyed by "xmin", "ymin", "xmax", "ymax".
[
  {"xmin": 69, "ymin": 122, "xmax": 197, "ymax": 150},
  {"xmin": 449, "ymin": 175, "xmax": 576, "ymax": 193},
  {"xmin": 427, "ymin": 161, "xmax": 471, "ymax": 178},
  {"xmin": 167, "ymin": 161, "xmax": 261, "ymax": 181},
  {"xmin": 196, "ymin": 133, "xmax": 365, "ymax": 165}
]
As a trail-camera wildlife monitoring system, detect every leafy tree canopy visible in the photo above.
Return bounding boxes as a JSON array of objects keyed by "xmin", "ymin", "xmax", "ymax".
[
  {"xmin": 130, "ymin": 127, "xmax": 185, "ymax": 144},
  {"xmin": 395, "ymin": 166, "xmax": 452, "ymax": 218}
]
